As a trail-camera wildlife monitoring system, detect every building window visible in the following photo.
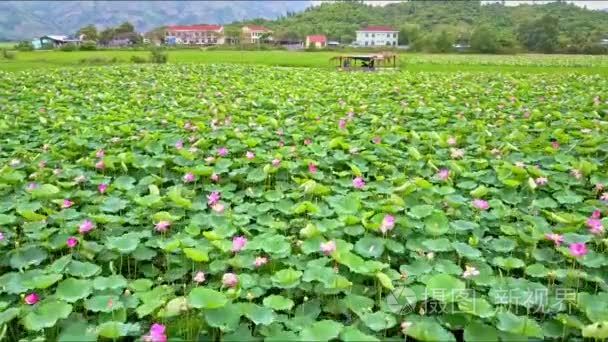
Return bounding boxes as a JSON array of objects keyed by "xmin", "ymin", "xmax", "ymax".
[
  {"xmin": 372, "ymin": 33, "xmax": 375, "ymax": 38},
  {"xmin": 365, "ymin": 41, "xmax": 368, "ymax": 46},
  {"xmin": 394, "ymin": 33, "xmax": 397, "ymax": 38},
  {"xmin": 365, "ymin": 33, "xmax": 368, "ymax": 37}
]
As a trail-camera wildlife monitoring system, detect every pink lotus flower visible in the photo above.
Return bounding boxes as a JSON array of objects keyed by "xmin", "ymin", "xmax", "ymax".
[
  {"xmin": 380, "ymin": 215, "xmax": 395, "ymax": 234},
  {"xmin": 207, "ymin": 191, "xmax": 221, "ymax": 206},
  {"xmin": 595, "ymin": 183, "xmax": 605, "ymax": 192},
  {"xmin": 586, "ymin": 210, "xmax": 604, "ymax": 235},
  {"xmin": 347, "ymin": 111, "xmax": 355, "ymax": 119},
  {"xmin": 320, "ymin": 240, "xmax": 336, "ymax": 256},
  {"xmin": 254, "ymin": 256, "xmax": 268, "ymax": 268},
  {"xmin": 67, "ymin": 237, "xmax": 78, "ymax": 248},
  {"xmin": 96, "ymin": 149, "xmax": 105, "ymax": 158},
  {"xmin": 339, "ymin": 119, "xmax": 346, "ymax": 130},
  {"xmin": 210, "ymin": 173, "xmax": 220, "ymax": 182},
  {"xmin": 98, "ymin": 183, "xmax": 108, "ymax": 194},
  {"xmin": 155, "ymin": 220, "xmax": 170, "ymax": 233},
  {"xmin": 304, "ymin": 139, "xmax": 312, "ymax": 146},
  {"xmin": 451, "ymin": 148, "xmax": 465, "ymax": 159},
  {"xmin": 38, "ymin": 160, "xmax": 46, "ymax": 168},
  {"xmin": 27, "ymin": 182, "xmax": 38, "ymax": 191},
  {"xmin": 74, "ymin": 175, "xmax": 86, "ymax": 184},
  {"xmin": 353, "ymin": 177, "xmax": 365, "ymax": 189},
  {"xmin": 174, "ymin": 140, "xmax": 184, "ymax": 150},
  {"xmin": 246, "ymin": 151, "xmax": 255, "ymax": 159},
  {"xmin": 571, "ymin": 169, "xmax": 582, "ymax": 180},
  {"xmin": 447, "ymin": 137, "xmax": 457, "ymax": 146},
  {"xmin": 232, "ymin": 236, "xmax": 248, "ymax": 252},
  {"xmin": 569, "ymin": 242, "xmax": 588, "ymax": 257},
  {"xmin": 24, "ymin": 293, "xmax": 40, "ymax": 305},
  {"xmin": 462, "ymin": 265, "xmax": 480, "ymax": 279},
  {"xmin": 211, "ymin": 203, "xmax": 225, "ymax": 213},
  {"xmin": 437, "ymin": 169, "xmax": 450, "ymax": 181},
  {"xmin": 79, "ymin": 220, "xmax": 94, "ymax": 234},
  {"xmin": 545, "ymin": 233, "xmax": 564, "ymax": 246},
  {"xmin": 183, "ymin": 172, "xmax": 195, "ymax": 183},
  {"xmin": 222, "ymin": 273, "xmax": 238, "ymax": 288},
  {"xmin": 143, "ymin": 323, "xmax": 167, "ymax": 342},
  {"xmin": 272, "ymin": 159, "xmax": 281, "ymax": 167},
  {"xmin": 472, "ymin": 199, "xmax": 489, "ymax": 211},
  {"xmin": 372, "ymin": 136, "xmax": 382, "ymax": 144},
  {"xmin": 308, "ymin": 163, "xmax": 318, "ymax": 174},
  {"xmin": 62, "ymin": 199, "xmax": 74, "ymax": 209},
  {"xmin": 602, "ymin": 192, "xmax": 608, "ymax": 201},
  {"xmin": 535, "ymin": 177, "xmax": 548, "ymax": 185},
  {"xmin": 217, "ymin": 147, "xmax": 228, "ymax": 157},
  {"xmin": 95, "ymin": 160, "xmax": 105, "ymax": 170},
  {"xmin": 193, "ymin": 271, "xmax": 206, "ymax": 283},
  {"xmin": 0, "ymin": 232, "xmax": 4, "ymax": 242},
  {"xmin": 401, "ymin": 321, "xmax": 413, "ymax": 334},
  {"xmin": 188, "ymin": 136, "xmax": 197, "ymax": 143},
  {"xmin": 551, "ymin": 141, "xmax": 560, "ymax": 149}
]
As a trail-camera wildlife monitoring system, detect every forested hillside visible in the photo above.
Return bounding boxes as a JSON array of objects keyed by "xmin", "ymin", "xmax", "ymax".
[{"xmin": 232, "ymin": 1, "xmax": 608, "ymax": 53}]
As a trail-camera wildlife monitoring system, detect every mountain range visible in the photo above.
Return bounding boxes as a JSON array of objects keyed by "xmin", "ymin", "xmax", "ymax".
[{"xmin": 0, "ymin": 1, "xmax": 312, "ymax": 41}]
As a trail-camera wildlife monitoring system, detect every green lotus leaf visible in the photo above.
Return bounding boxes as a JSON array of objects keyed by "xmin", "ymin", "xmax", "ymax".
[
  {"xmin": 263, "ymin": 295, "xmax": 294, "ymax": 311},
  {"xmin": 56, "ymin": 278, "xmax": 93, "ymax": 302},
  {"xmin": 299, "ymin": 320, "xmax": 344, "ymax": 341},
  {"xmin": 188, "ymin": 287, "xmax": 228, "ymax": 309},
  {"xmin": 22, "ymin": 300, "xmax": 72, "ymax": 331}
]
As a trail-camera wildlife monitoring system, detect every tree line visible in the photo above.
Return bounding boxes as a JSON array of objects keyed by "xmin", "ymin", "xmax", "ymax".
[
  {"xmin": 66, "ymin": 0, "xmax": 608, "ymax": 54},
  {"xmin": 251, "ymin": 0, "xmax": 608, "ymax": 54}
]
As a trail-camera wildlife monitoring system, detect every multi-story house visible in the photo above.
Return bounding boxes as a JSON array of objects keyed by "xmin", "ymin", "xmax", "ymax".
[
  {"xmin": 355, "ymin": 26, "xmax": 398, "ymax": 47},
  {"xmin": 241, "ymin": 25, "xmax": 273, "ymax": 44},
  {"xmin": 165, "ymin": 24, "xmax": 224, "ymax": 45}
]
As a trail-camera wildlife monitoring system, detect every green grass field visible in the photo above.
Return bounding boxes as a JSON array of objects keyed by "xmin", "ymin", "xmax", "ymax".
[{"xmin": 1, "ymin": 49, "xmax": 607, "ymax": 74}]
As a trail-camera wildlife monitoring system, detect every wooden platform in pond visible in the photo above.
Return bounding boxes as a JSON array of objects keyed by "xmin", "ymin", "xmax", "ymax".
[{"xmin": 330, "ymin": 53, "xmax": 398, "ymax": 71}]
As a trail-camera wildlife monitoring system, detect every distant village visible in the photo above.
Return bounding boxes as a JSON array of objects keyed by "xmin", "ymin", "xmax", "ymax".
[{"xmin": 31, "ymin": 24, "xmax": 403, "ymax": 50}]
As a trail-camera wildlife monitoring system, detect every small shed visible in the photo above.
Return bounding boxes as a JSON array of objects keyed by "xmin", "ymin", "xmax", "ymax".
[
  {"xmin": 306, "ymin": 35, "xmax": 327, "ymax": 48},
  {"xmin": 331, "ymin": 52, "xmax": 398, "ymax": 71},
  {"xmin": 38, "ymin": 35, "xmax": 81, "ymax": 48}
]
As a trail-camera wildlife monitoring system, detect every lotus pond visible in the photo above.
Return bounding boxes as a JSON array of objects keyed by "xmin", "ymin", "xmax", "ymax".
[{"xmin": 0, "ymin": 65, "xmax": 608, "ymax": 341}]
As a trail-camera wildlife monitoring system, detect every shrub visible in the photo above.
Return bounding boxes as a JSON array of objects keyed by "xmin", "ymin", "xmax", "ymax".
[
  {"xmin": 14, "ymin": 40, "xmax": 34, "ymax": 51},
  {"xmin": 131, "ymin": 55, "xmax": 148, "ymax": 64},
  {"xmin": 149, "ymin": 48, "xmax": 168, "ymax": 63},
  {"xmin": 80, "ymin": 41, "xmax": 97, "ymax": 51},
  {"xmin": 1, "ymin": 49, "xmax": 16, "ymax": 59},
  {"xmin": 59, "ymin": 44, "xmax": 77, "ymax": 52},
  {"xmin": 78, "ymin": 57, "xmax": 120, "ymax": 65}
]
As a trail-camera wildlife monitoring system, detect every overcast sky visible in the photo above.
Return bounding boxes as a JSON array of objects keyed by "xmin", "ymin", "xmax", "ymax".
[{"xmin": 312, "ymin": 1, "xmax": 608, "ymax": 10}]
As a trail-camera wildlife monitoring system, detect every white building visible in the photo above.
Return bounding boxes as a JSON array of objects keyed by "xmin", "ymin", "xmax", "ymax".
[
  {"xmin": 242, "ymin": 25, "xmax": 273, "ymax": 44},
  {"xmin": 165, "ymin": 25, "xmax": 225, "ymax": 45},
  {"xmin": 355, "ymin": 26, "xmax": 398, "ymax": 47}
]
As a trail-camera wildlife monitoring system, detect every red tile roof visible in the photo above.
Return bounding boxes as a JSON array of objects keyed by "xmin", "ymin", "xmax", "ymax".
[
  {"xmin": 307, "ymin": 35, "xmax": 327, "ymax": 43},
  {"xmin": 358, "ymin": 26, "xmax": 398, "ymax": 32},
  {"xmin": 166, "ymin": 25, "xmax": 223, "ymax": 32},
  {"xmin": 244, "ymin": 25, "xmax": 271, "ymax": 32}
]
